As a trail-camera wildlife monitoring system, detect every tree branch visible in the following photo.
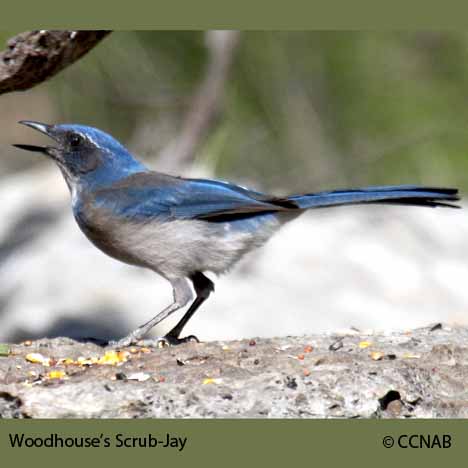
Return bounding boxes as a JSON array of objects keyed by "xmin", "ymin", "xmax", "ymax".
[
  {"xmin": 157, "ymin": 30, "xmax": 241, "ymax": 171},
  {"xmin": 0, "ymin": 30, "xmax": 111, "ymax": 95}
]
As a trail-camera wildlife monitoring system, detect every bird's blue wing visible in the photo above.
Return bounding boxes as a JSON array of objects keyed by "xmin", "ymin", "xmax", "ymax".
[{"xmin": 91, "ymin": 172, "xmax": 291, "ymax": 221}]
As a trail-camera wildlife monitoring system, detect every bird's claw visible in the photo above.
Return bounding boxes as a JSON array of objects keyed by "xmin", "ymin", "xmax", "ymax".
[
  {"xmin": 140, "ymin": 334, "xmax": 200, "ymax": 348},
  {"xmin": 163, "ymin": 334, "xmax": 200, "ymax": 346},
  {"xmin": 108, "ymin": 334, "xmax": 199, "ymax": 349},
  {"xmin": 107, "ymin": 336, "xmax": 136, "ymax": 348}
]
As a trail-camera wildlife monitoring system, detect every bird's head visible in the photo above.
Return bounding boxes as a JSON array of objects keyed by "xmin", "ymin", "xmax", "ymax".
[{"xmin": 14, "ymin": 121, "xmax": 147, "ymax": 189}]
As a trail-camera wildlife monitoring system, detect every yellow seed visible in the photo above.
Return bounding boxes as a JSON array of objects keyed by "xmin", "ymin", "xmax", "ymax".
[
  {"xmin": 25, "ymin": 353, "xmax": 51, "ymax": 366},
  {"xmin": 47, "ymin": 370, "xmax": 67, "ymax": 379},
  {"xmin": 370, "ymin": 351, "xmax": 384, "ymax": 361},
  {"xmin": 61, "ymin": 358, "xmax": 75, "ymax": 365},
  {"xmin": 98, "ymin": 350, "xmax": 130, "ymax": 365},
  {"xmin": 203, "ymin": 377, "xmax": 222, "ymax": 385},
  {"xmin": 403, "ymin": 353, "xmax": 421, "ymax": 359},
  {"xmin": 358, "ymin": 341, "xmax": 372, "ymax": 349}
]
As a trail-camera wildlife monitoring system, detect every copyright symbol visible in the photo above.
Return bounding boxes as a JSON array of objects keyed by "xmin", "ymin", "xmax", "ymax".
[{"xmin": 382, "ymin": 436, "xmax": 394, "ymax": 448}]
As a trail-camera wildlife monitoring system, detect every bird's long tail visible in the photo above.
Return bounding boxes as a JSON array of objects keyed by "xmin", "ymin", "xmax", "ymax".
[{"xmin": 283, "ymin": 185, "xmax": 460, "ymax": 210}]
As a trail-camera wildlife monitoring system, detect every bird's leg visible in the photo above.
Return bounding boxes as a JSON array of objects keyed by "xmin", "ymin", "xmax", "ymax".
[
  {"xmin": 163, "ymin": 272, "xmax": 215, "ymax": 345},
  {"xmin": 109, "ymin": 278, "xmax": 193, "ymax": 348},
  {"xmin": 136, "ymin": 272, "xmax": 214, "ymax": 347}
]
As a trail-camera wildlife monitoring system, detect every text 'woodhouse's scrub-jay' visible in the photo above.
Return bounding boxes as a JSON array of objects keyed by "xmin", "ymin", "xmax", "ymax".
[{"xmin": 14, "ymin": 121, "xmax": 460, "ymax": 347}]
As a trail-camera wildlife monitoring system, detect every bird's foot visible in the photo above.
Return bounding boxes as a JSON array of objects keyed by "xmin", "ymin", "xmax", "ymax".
[
  {"xmin": 107, "ymin": 335, "xmax": 138, "ymax": 349},
  {"xmin": 138, "ymin": 334, "xmax": 200, "ymax": 348},
  {"xmin": 108, "ymin": 334, "xmax": 199, "ymax": 349}
]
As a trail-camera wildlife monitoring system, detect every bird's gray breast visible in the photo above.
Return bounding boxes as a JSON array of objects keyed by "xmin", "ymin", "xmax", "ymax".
[{"xmin": 72, "ymin": 195, "xmax": 147, "ymax": 267}]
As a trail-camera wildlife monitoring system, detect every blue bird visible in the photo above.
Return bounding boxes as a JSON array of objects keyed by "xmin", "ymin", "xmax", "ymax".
[{"xmin": 14, "ymin": 121, "xmax": 460, "ymax": 347}]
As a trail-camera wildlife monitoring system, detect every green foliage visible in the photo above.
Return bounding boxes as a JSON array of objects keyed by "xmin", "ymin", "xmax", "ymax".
[
  {"xmin": 0, "ymin": 343, "xmax": 10, "ymax": 356},
  {"xmin": 6, "ymin": 31, "xmax": 468, "ymax": 192}
]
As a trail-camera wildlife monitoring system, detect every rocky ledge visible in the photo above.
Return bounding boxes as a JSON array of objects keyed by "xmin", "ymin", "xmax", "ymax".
[{"xmin": 0, "ymin": 324, "xmax": 467, "ymax": 418}]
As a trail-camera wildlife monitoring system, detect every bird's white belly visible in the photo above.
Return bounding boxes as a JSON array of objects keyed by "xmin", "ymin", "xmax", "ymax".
[{"xmin": 110, "ymin": 216, "xmax": 282, "ymax": 278}]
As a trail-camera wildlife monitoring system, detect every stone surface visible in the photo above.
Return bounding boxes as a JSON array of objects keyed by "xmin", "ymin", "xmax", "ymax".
[{"xmin": 0, "ymin": 325, "xmax": 467, "ymax": 418}]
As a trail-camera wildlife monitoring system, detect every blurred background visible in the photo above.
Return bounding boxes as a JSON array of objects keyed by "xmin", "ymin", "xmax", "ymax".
[{"xmin": 0, "ymin": 30, "xmax": 467, "ymax": 343}]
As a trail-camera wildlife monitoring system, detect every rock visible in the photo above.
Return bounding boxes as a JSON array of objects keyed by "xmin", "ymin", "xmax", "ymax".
[{"xmin": 0, "ymin": 325, "xmax": 467, "ymax": 418}]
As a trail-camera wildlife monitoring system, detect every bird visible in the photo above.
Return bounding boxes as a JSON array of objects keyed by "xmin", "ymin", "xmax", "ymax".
[{"xmin": 14, "ymin": 120, "xmax": 460, "ymax": 347}]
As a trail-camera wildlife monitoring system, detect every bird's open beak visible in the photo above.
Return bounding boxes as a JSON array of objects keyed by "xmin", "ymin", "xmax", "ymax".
[{"xmin": 13, "ymin": 121, "xmax": 59, "ymax": 156}]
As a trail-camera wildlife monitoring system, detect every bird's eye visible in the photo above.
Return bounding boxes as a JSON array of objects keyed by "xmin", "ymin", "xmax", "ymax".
[{"xmin": 69, "ymin": 134, "xmax": 82, "ymax": 147}]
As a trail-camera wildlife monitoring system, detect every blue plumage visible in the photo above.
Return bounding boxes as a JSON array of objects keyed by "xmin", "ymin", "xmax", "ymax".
[
  {"xmin": 289, "ymin": 186, "xmax": 458, "ymax": 210},
  {"xmin": 91, "ymin": 175, "xmax": 280, "ymax": 221},
  {"xmin": 14, "ymin": 121, "xmax": 460, "ymax": 346},
  {"xmin": 92, "ymin": 176, "xmax": 458, "ymax": 222}
]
